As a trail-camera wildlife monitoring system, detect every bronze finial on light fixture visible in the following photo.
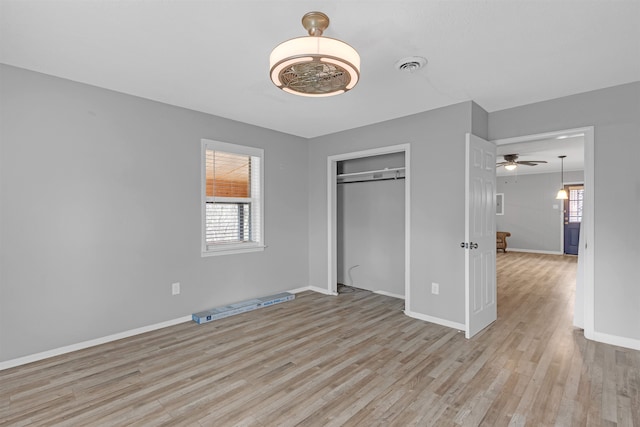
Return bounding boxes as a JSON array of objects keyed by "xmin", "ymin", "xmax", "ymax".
[
  {"xmin": 269, "ymin": 12, "xmax": 360, "ymax": 97},
  {"xmin": 556, "ymin": 155, "xmax": 568, "ymax": 200}
]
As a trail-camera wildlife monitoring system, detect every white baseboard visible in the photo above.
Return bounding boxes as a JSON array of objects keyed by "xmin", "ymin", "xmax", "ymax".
[
  {"xmin": 289, "ymin": 286, "xmax": 340, "ymax": 296},
  {"xmin": 404, "ymin": 310, "xmax": 466, "ymax": 331},
  {"xmin": 1, "ymin": 286, "xmax": 314, "ymax": 370},
  {"xmin": 308, "ymin": 285, "xmax": 339, "ymax": 296},
  {"xmin": 6, "ymin": 289, "xmax": 635, "ymax": 371},
  {"xmin": 287, "ymin": 286, "xmax": 313, "ymax": 294},
  {"xmin": 374, "ymin": 290, "xmax": 405, "ymax": 300},
  {"xmin": 507, "ymin": 248, "xmax": 563, "ymax": 255},
  {"xmin": 304, "ymin": 286, "xmax": 404, "ymax": 299},
  {"xmin": 592, "ymin": 331, "xmax": 640, "ymax": 351},
  {"xmin": 0, "ymin": 315, "xmax": 192, "ymax": 371},
  {"xmin": 1, "ymin": 286, "xmax": 311, "ymax": 371}
]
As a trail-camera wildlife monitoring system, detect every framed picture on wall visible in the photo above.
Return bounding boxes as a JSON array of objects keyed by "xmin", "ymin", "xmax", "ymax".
[{"xmin": 496, "ymin": 193, "xmax": 504, "ymax": 215}]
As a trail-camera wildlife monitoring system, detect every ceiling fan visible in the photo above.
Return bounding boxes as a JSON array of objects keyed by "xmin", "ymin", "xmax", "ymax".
[{"xmin": 496, "ymin": 154, "xmax": 547, "ymax": 170}]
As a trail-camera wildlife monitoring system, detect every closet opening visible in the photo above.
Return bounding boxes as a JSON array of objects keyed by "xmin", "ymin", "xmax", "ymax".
[
  {"xmin": 337, "ymin": 153, "xmax": 405, "ymax": 298},
  {"xmin": 327, "ymin": 144, "xmax": 411, "ymax": 307}
]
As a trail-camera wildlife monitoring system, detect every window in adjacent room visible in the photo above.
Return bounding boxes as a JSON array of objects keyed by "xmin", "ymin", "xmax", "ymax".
[
  {"xmin": 568, "ymin": 185, "xmax": 584, "ymax": 223},
  {"xmin": 201, "ymin": 139, "xmax": 264, "ymax": 256}
]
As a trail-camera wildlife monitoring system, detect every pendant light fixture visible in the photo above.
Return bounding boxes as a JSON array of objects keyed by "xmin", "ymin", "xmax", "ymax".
[
  {"xmin": 556, "ymin": 155, "xmax": 568, "ymax": 200},
  {"xmin": 269, "ymin": 12, "xmax": 360, "ymax": 97}
]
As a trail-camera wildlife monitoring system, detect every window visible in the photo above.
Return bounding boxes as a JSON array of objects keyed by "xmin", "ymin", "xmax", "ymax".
[
  {"xmin": 201, "ymin": 139, "xmax": 264, "ymax": 256},
  {"xmin": 568, "ymin": 185, "xmax": 584, "ymax": 223}
]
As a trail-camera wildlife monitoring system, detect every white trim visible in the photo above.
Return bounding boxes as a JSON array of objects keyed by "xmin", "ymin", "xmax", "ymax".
[
  {"xmin": 492, "ymin": 126, "xmax": 595, "ymax": 342},
  {"xmin": 1, "ymin": 284, "xmax": 311, "ymax": 370},
  {"xmin": 201, "ymin": 244, "xmax": 265, "ymax": 257},
  {"xmin": 507, "ymin": 248, "xmax": 563, "ymax": 255},
  {"xmin": 201, "ymin": 140, "xmax": 264, "ymax": 157},
  {"xmin": 310, "ymin": 285, "xmax": 339, "ymax": 296},
  {"xmin": 404, "ymin": 310, "xmax": 466, "ymax": 331},
  {"xmin": 405, "ymin": 145, "xmax": 412, "ymax": 306},
  {"xmin": 287, "ymin": 286, "xmax": 313, "ymax": 294},
  {"xmin": 327, "ymin": 144, "xmax": 411, "ymax": 309},
  {"xmin": 583, "ymin": 128, "xmax": 595, "ymax": 341},
  {"xmin": 0, "ymin": 316, "xmax": 192, "ymax": 371},
  {"xmin": 492, "ymin": 127, "xmax": 589, "ymax": 146},
  {"xmin": 373, "ymin": 290, "xmax": 405, "ymax": 300},
  {"xmin": 296, "ymin": 285, "xmax": 406, "ymax": 300},
  {"xmin": 328, "ymin": 159, "xmax": 337, "ymax": 293},
  {"xmin": 592, "ymin": 332, "xmax": 640, "ymax": 351}
]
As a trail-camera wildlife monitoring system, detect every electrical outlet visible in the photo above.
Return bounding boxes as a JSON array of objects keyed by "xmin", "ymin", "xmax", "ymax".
[
  {"xmin": 431, "ymin": 282, "xmax": 440, "ymax": 295},
  {"xmin": 172, "ymin": 282, "xmax": 181, "ymax": 295}
]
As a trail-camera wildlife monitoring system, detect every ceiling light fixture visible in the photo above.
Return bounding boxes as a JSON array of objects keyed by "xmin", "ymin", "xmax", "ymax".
[
  {"xmin": 504, "ymin": 163, "xmax": 518, "ymax": 171},
  {"xmin": 556, "ymin": 155, "xmax": 568, "ymax": 200},
  {"xmin": 269, "ymin": 11, "xmax": 360, "ymax": 97}
]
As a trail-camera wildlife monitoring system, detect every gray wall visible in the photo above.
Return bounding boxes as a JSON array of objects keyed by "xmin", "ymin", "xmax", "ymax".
[
  {"xmin": 0, "ymin": 65, "xmax": 309, "ymax": 361},
  {"xmin": 337, "ymin": 154, "xmax": 405, "ymax": 295},
  {"xmin": 497, "ymin": 170, "xmax": 584, "ymax": 252},
  {"xmin": 489, "ymin": 82, "xmax": 640, "ymax": 341},
  {"xmin": 3, "ymin": 64, "xmax": 637, "ymax": 362},
  {"xmin": 309, "ymin": 102, "xmax": 476, "ymax": 325}
]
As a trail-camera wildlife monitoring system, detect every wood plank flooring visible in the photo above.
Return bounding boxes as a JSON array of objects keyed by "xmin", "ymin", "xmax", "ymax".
[{"xmin": 1, "ymin": 252, "xmax": 639, "ymax": 426}]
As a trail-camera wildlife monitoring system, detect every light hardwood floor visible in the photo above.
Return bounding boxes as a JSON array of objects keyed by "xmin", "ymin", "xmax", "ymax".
[{"xmin": 1, "ymin": 252, "xmax": 639, "ymax": 426}]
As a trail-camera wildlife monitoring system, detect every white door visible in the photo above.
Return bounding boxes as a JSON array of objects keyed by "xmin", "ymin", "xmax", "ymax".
[{"xmin": 465, "ymin": 133, "xmax": 497, "ymax": 338}]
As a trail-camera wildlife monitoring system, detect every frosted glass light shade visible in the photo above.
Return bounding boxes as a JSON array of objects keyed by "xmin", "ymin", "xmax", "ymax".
[
  {"xmin": 269, "ymin": 36, "xmax": 360, "ymax": 97},
  {"xmin": 556, "ymin": 189, "xmax": 568, "ymax": 200},
  {"xmin": 504, "ymin": 163, "xmax": 517, "ymax": 171}
]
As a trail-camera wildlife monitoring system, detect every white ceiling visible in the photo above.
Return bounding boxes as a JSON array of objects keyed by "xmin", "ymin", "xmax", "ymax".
[
  {"xmin": 1, "ymin": 1, "xmax": 639, "ymax": 138},
  {"xmin": 496, "ymin": 135, "xmax": 584, "ymax": 177}
]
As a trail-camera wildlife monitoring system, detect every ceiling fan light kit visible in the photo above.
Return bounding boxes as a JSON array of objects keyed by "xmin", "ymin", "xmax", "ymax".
[
  {"xmin": 496, "ymin": 154, "xmax": 548, "ymax": 171},
  {"xmin": 269, "ymin": 12, "xmax": 360, "ymax": 97}
]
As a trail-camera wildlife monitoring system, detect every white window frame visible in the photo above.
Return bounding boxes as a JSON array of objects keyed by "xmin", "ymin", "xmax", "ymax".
[{"xmin": 201, "ymin": 139, "xmax": 265, "ymax": 257}]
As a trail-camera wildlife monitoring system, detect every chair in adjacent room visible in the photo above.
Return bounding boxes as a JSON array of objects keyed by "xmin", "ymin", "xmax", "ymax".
[{"xmin": 496, "ymin": 231, "xmax": 511, "ymax": 253}]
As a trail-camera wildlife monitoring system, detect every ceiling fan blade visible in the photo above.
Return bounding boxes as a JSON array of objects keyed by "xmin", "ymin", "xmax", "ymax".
[
  {"xmin": 517, "ymin": 161, "xmax": 548, "ymax": 166},
  {"xmin": 496, "ymin": 162, "xmax": 509, "ymax": 166}
]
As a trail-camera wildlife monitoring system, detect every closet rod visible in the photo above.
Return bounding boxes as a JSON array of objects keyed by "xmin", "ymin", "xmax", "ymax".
[
  {"xmin": 337, "ymin": 176, "xmax": 406, "ymax": 185},
  {"xmin": 336, "ymin": 167, "xmax": 405, "ymax": 179}
]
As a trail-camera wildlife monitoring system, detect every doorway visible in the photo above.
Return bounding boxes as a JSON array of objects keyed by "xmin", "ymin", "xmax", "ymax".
[
  {"xmin": 327, "ymin": 144, "xmax": 411, "ymax": 307},
  {"xmin": 564, "ymin": 184, "xmax": 584, "ymax": 255},
  {"xmin": 493, "ymin": 127, "xmax": 594, "ymax": 339},
  {"xmin": 337, "ymin": 153, "xmax": 405, "ymax": 298}
]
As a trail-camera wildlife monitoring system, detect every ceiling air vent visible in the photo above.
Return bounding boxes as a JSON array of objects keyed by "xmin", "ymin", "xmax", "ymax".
[{"xmin": 395, "ymin": 56, "xmax": 428, "ymax": 72}]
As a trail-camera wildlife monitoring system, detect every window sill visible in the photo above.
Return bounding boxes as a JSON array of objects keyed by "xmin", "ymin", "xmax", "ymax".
[{"xmin": 201, "ymin": 245, "xmax": 265, "ymax": 257}]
